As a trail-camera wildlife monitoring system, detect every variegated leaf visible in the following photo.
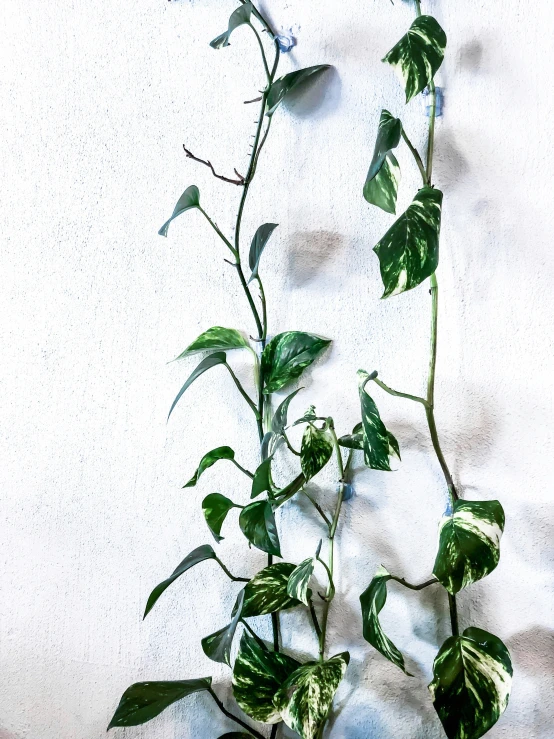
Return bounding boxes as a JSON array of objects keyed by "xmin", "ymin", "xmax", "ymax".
[
  {"xmin": 261, "ymin": 332, "xmax": 331, "ymax": 394},
  {"xmin": 183, "ymin": 446, "xmax": 235, "ymax": 488},
  {"xmin": 273, "ymin": 652, "xmax": 350, "ymax": 739},
  {"xmin": 429, "ymin": 627, "xmax": 512, "ymax": 739},
  {"xmin": 242, "ymin": 562, "xmax": 304, "ymax": 617},
  {"xmin": 301, "ymin": 423, "xmax": 333, "ymax": 480},
  {"xmin": 239, "ymin": 500, "xmax": 281, "ymax": 556},
  {"xmin": 373, "ymin": 186, "xmax": 443, "ymax": 298},
  {"xmin": 232, "ymin": 632, "xmax": 301, "ymax": 724},
  {"xmin": 358, "ymin": 370, "xmax": 397, "ymax": 471},
  {"xmin": 201, "ymin": 590, "xmax": 244, "ymax": 666},
  {"xmin": 383, "ymin": 15, "xmax": 447, "ymax": 103},
  {"xmin": 359, "ymin": 565, "xmax": 410, "ymax": 674},
  {"xmin": 174, "ymin": 327, "xmax": 248, "ymax": 360},
  {"xmin": 273, "ymin": 473, "xmax": 306, "ymax": 508},
  {"xmin": 202, "ymin": 493, "xmax": 238, "ymax": 542},
  {"xmin": 433, "ymin": 500, "xmax": 505, "ymax": 595},
  {"xmin": 286, "ymin": 557, "xmax": 315, "ymax": 606},
  {"xmin": 364, "ymin": 110, "xmax": 402, "ymax": 214},
  {"xmin": 158, "ymin": 185, "xmax": 200, "ymax": 237},
  {"xmin": 210, "ymin": 2, "xmax": 252, "ymax": 49},
  {"xmin": 293, "ymin": 405, "xmax": 318, "ymax": 427},
  {"xmin": 271, "ymin": 387, "xmax": 303, "ymax": 436}
]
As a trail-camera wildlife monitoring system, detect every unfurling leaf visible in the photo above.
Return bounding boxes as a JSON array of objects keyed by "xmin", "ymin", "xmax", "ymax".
[
  {"xmin": 300, "ymin": 424, "xmax": 333, "ymax": 480},
  {"xmin": 168, "ymin": 352, "xmax": 227, "ymax": 420},
  {"xmin": 429, "ymin": 627, "xmax": 512, "ymax": 739},
  {"xmin": 433, "ymin": 500, "xmax": 505, "ymax": 595},
  {"xmin": 158, "ymin": 185, "xmax": 200, "ymax": 237},
  {"xmin": 210, "ymin": 2, "xmax": 252, "ymax": 49},
  {"xmin": 184, "ymin": 446, "xmax": 235, "ymax": 488},
  {"xmin": 239, "ymin": 500, "xmax": 281, "ymax": 556},
  {"xmin": 144, "ymin": 544, "xmax": 216, "ymax": 618},
  {"xmin": 266, "ymin": 65, "xmax": 331, "ymax": 117},
  {"xmin": 251, "ymin": 456, "xmax": 274, "ymax": 499},
  {"xmin": 373, "ymin": 186, "xmax": 443, "ymax": 298},
  {"xmin": 273, "ymin": 652, "xmax": 350, "ymax": 739},
  {"xmin": 202, "ymin": 493, "xmax": 238, "ymax": 542},
  {"xmin": 107, "ymin": 678, "xmax": 212, "ymax": 729},
  {"xmin": 174, "ymin": 327, "xmax": 248, "ymax": 360},
  {"xmin": 272, "ymin": 387, "xmax": 303, "ymax": 436},
  {"xmin": 242, "ymin": 562, "xmax": 304, "ymax": 617},
  {"xmin": 233, "ymin": 632, "xmax": 301, "ymax": 723},
  {"xmin": 359, "ymin": 565, "xmax": 411, "ymax": 674},
  {"xmin": 364, "ymin": 110, "xmax": 402, "ymax": 214},
  {"xmin": 287, "ymin": 557, "xmax": 315, "ymax": 606},
  {"xmin": 248, "ymin": 223, "xmax": 279, "ymax": 283},
  {"xmin": 262, "ymin": 332, "xmax": 331, "ymax": 394},
  {"xmin": 202, "ymin": 590, "xmax": 245, "ymax": 666},
  {"xmin": 358, "ymin": 371, "xmax": 398, "ymax": 471},
  {"xmin": 383, "ymin": 16, "xmax": 447, "ymax": 103},
  {"xmin": 293, "ymin": 405, "xmax": 318, "ymax": 426}
]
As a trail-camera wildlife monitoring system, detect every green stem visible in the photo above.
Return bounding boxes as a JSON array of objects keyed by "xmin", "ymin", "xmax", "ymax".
[
  {"xmin": 241, "ymin": 618, "xmax": 269, "ymax": 650},
  {"xmin": 198, "ymin": 206, "xmax": 237, "ymax": 257},
  {"xmin": 309, "ymin": 600, "xmax": 322, "ymax": 640},
  {"xmin": 414, "ymin": 0, "xmax": 422, "ymax": 17},
  {"xmin": 208, "ymin": 689, "xmax": 267, "ymax": 739},
  {"xmin": 257, "ymin": 277, "xmax": 268, "ymax": 340},
  {"xmin": 304, "ymin": 492, "xmax": 331, "ymax": 527},
  {"xmin": 426, "ymin": 80, "xmax": 437, "ymax": 183},
  {"xmin": 249, "ymin": 24, "xmax": 270, "ymax": 81},
  {"xmin": 231, "ymin": 459, "xmax": 254, "ymax": 479},
  {"xmin": 224, "ymin": 362, "xmax": 260, "ymax": 419},
  {"xmin": 390, "ymin": 575, "xmax": 439, "ymax": 591},
  {"xmin": 448, "ymin": 593, "xmax": 459, "ymax": 636},
  {"xmin": 214, "ymin": 557, "xmax": 250, "ymax": 582},
  {"xmin": 373, "ymin": 376, "xmax": 429, "ymax": 407},
  {"xmin": 400, "ymin": 128, "xmax": 428, "ymax": 186}
]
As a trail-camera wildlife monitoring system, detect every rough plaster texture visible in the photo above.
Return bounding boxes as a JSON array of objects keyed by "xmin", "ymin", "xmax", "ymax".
[{"xmin": 1, "ymin": 0, "xmax": 553, "ymax": 737}]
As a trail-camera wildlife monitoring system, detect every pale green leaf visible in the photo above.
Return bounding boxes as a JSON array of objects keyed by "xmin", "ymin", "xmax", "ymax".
[
  {"xmin": 262, "ymin": 332, "xmax": 330, "ymax": 394},
  {"xmin": 300, "ymin": 424, "xmax": 333, "ymax": 480},
  {"xmin": 286, "ymin": 557, "xmax": 315, "ymax": 606},
  {"xmin": 210, "ymin": 3, "xmax": 252, "ymax": 49},
  {"xmin": 241, "ymin": 562, "xmax": 304, "ymax": 617},
  {"xmin": 158, "ymin": 185, "xmax": 200, "ymax": 237},
  {"xmin": 266, "ymin": 65, "xmax": 331, "ymax": 117},
  {"xmin": 202, "ymin": 590, "xmax": 244, "ymax": 666},
  {"xmin": 239, "ymin": 501, "xmax": 281, "ymax": 556},
  {"xmin": 202, "ymin": 493, "xmax": 238, "ymax": 542},
  {"xmin": 248, "ymin": 223, "xmax": 278, "ymax": 283},
  {"xmin": 364, "ymin": 110, "xmax": 402, "ymax": 214},
  {"xmin": 183, "ymin": 446, "xmax": 235, "ymax": 488},
  {"xmin": 174, "ymin": 327, "xmax": 248, "ymax": 360}
]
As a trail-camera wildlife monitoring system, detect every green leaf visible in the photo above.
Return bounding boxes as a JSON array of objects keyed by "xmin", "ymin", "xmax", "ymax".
[
  {"xmin": 174, "ymin": 327, "xmax": 248, "ymax": 360},
  {"xmin": 433, "ymin": 500, "xmax": 505, "ymax": 595},
  {"xmin": 266, "ymin": 65, "xmax": 331, "ymax": 117},
  {"xmin": 273, "ymin": 473, "xmax": 306, "ymax": 508},
  {"xmin": 271, "ymin": 387, "xmax": 303, "ymax": 436},
  {"xmin": 429, "ymin": 627, "xmax": 513, "ymax": 739},
  {"xmin": 358, "ymin": 371, "xmax": 397, "ymax": 471},
  {"xmin": 338, "ymin": 422, "xmax": 363, "ymax": 450},
  {"xmin": 373, "ymin": 186, "xmax": 443, "ymax": 298},
  {"xmin": 239, "ymin": 501, "xmax": 281, "ymax": 556},
  {"xmin": 262, "ymin": 332, "xmax": 331, "ymax": 394},
  {"xmin": 383, "ymin": 15, "xmax": 447, "ymax": 103},
  {"xmin": 202, "ymin": 493, "xmax": 238, "ymax": 542},
  {"xmin": 184, "ymin": 446, "xmax": 235, "ymax": 488},
  {"xmin": 158, "ymin": 185, "xmax": 200, "ymax": 237},
  {"xmin": 388, "ymin": 431, "xmax": 401, "ymax": 460},
  {"xmin": 293, "ymin": 405, "xmax": 318, "ymax": 427},
  {"xmin": 144, "ymin": 544, "xmax": 216, "ymax": 618},
  {"xmin": 242, "ymin": 562, "xmax": 304, "ymax": 617},
  {"xmin": 202, "ymin": 590, "xmax": 244, "ymax": 666},
  {"xmin": 359, "ymin": 565, "xmax": 411, "ymax": 675},
  {"xmin": 250, "ymin": 456, "xmax": 274, "ymax": 499},
  {"xmin": 286, "ymin": 557, "xmax": 315, "ymax": 607},
  {"xmin": 364, "ymin": 110, "xmax": 402, "ymax": 214},
  {"xmin": 248, "ymin": 223, "xmax": 278, "ymax": 283},
  {"xmin": 273, "ymin": 652, "xmax": 350, "ymax": 739},
  {"xmin": 210, "ymin": 2, "xmax": 252, "ymax": 49},
  {"xmin": 233, "ymin": 632, "xmax": 301, "ymax": 724},
  {"xmin": 107, "ymin": 678, "xmax": 212, "ymax": 729},
  {"xmin": 300, "ymin": 424, "xmax": 333, "ymax": 480},
  {"xmin": 168, "ymin": 352, "xmax": 227, "ymax": 420}
]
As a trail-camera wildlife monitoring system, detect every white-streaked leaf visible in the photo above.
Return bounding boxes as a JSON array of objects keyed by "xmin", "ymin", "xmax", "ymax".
[
  {"xmin": 174, "ymin": 327, "xmax": 248, "ymax": 360},
  {"xmin": 261, "ymin": 332, "xmax": 331, "ymax": 394},
  {"xmin": 158, "ymin": 185, "xmax": 200, "ymax": 237},
  {"xmin": 364, "ymin": 110, "xmax": 402, "ymax": 214},
  {"xmin": 286, "ymin": 557, "xmax": 315, "ymax": 606},
  {"xmin": 241, "ymin": 562, "xmax": 304, "ymax": 617},
  {"xmin": 358, "ymin": 370, "xmax": 397, "ymax": 471},
  {"xmin": 300, "ymin": 423, "xmax": 333, "ymax": 480},
  {"xmin": 272, "ymin": 387, "xmax": 303, "ymax": 435}
]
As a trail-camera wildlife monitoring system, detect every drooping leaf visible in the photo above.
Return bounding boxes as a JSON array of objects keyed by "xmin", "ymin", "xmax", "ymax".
[
  {"xmin": 202, "ymin": 590, "xmax": 245, "ymax": 666},
  {"xmin": 272, "ymin": 387, "xmax": 303, "ymax": 436},
  {"xmin": 239, "ymin": 501, "xmax": 281, "ymax": 556},
  {"xmin": 242, "ymin": 562, "xmax": 304, "ymax": 617},
  {"xmin": 158, "ymin": 185, "xmax": 200, "ymax": 237},
  {"xmin": 262, "ymin": 332, "xmax": 331, "ymax": 394},
  {"xmin": 183, "ymin": 446, "xmax": 235, "ymax": 488},
  {"xmin": 202, "ymin": 493, "xmax": 238, "ymax": 542},
  {"xmin": 144, "ymin": 544, "xmax": 216, "ymax": 618},
  {"xmin": 174, "ymin": 327, "xmax": 248, "ymax": 360},
  {"xmin": 168, "ymin": 352, "xmax": 227, "ymax": 420},
  {"xmin": 358, "ymin": 371, "xmax": 397, "ymax": 471},
  {"xmin": 293, "ymin": 405, "xmax": 318, "ymax": 427},
  {"xmin": 248, "ymin": 223, "xmax": 279, "ymax": 283},
  {"xmin": 373, "ymin": 186, "xmax": 443, "ymax": 298},
  {"xmin": 364, "ymin": 110, "xmax": 402, "ymax": 214},
  {"xmin": 383, "ymin": 15, "xmax": 447, "ymax": 103},
  {"xmin": 250, "ymin": 456, "xmax": 274, "ymax": 499},
  {"xmin": 429, "ymin": 627, "xmax": 512, "ymax": 739},
  {"xmin": 433, "ymin": 500, "xmax": 505, "ymax": 595},
  {"xmin": 359, "ymin": 565, "xmax": 411, "ymax": 674},
  {"xmin": 210, "ymin": 2, "xmax": 252, "ymax": 49},
  {"xmin": 233, "ymin": 632, "xmax": 301, "ymax": 724},
  {"xmin": 286, "ymin": 557, "xmax": 315, "ymax": 606},
  {"xmin": 273, "ymin": 473, "xmax": 306, "ymax": 508},
  {"xmin": 338, "ymin": 421, "xmax": 363, "ymax": 450},
  {"xmin": 273, "ymin": 653, "xmax": 350, "ymax": 739},
  {"xmin": 266, "ymin": 65, "xmax": 331, "ymax": 117},
  {"xmin": 388, "ymin": 431, "xmax": 401, "ymax": 460},
  {"xmin": 107, "ymin": 678, "xmax": 212, "ymax": 729},
  {"xmin": 301, "ymin": 424, "xmax": 333, "ymax": 480}
]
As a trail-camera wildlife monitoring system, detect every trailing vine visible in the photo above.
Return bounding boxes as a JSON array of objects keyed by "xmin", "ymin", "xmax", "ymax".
[
  {"xmin": 108, "ymin": 4, "xmax": 354, "ymax": 738},
  {"xmin": 358, "ymin": 3, "xmax": 513, "ymax": 738}
]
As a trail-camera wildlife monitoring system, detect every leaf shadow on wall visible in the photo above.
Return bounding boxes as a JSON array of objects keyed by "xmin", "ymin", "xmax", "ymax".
[
  {"xmin": 280, "ymin": 66, "xmax": 341, "ymax": 120},
  {"xmin": 286, "ymin": 231, "xmax": 345, "ymax": 288}
]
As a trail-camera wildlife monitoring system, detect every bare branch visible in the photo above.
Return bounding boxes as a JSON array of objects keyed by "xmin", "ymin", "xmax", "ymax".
[{"xmin": 183, "ymin": 145, "xmax": 245, "ymax": 186}]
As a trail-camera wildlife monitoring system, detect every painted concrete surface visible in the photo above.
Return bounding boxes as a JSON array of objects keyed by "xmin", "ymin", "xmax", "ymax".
[{"xmin": 1, "ymin": 0, "xmax": 553, "ymax": 737}]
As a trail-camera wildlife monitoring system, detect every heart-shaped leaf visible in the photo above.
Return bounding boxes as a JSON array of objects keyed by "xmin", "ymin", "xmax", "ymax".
[
  {"xmin": 107, "ymin": 678, "xmax": 212, "ymax": 729},
  {"xmin": 301, "ymin": 423, "xmax": 333, "ymax": 480},
  {"xmin": 174, "ymin": 327, "xmax": 248, "ymax": 360},
  {"xmin": 233, "ymin": 632, "xmax": 301, "ymax": 724},
  {"xmin": 273, "ymin": 653, "xmax": 350, "ymax": 739},
  {"xmin": 360, "ymin": 565, "xmax": 411, "ymax": 674},
  {"xmin": 364, "ymin": 110, "xmax": 402, "ymax": 214},
  {"xmin": 158, "ymin": 185, "xmax": 200, "ymax": 237},
  {"xmin": 271, "ymin": 387, "xmax": 303, "ymax": 436},
  {"xmin": 242, "ymin": 562, "xmax": 304, "ymax": 617},
  {"xmin": 433, "ymin": 500, "xmax": 505, "ymax": 595},
  {"xmin": 210, "ymin": 2, "xmax": 252, "ymax": 49},
  {"xmin": 202, "ymin": 590, "xmax": 245, "ymax": 666},
  {"xmin": 286, "ymin": 557, "xmax": 315, "ymax": 607},
  {"xmin": 266, "ymin": 65, "xmax": 331, "ymax": 117},
  {"xmin": 248, "ymin": 223, "xmax": 279, "ymax": 283},
  {"xmin": 429, "ymin": 627, "xmax": 512, "ymax": 739},
  {"xmin": 239, "ymin": 500, "xmax": 281, "ymax": 556},
  {"xmin": 373, "ymin": 186, "xmax": 443, "ymax": 298},
  {"xmin": 168, "ymin": 352, "xmax": 227, "ymax": 420},
  {"xmin": 262, "ymin": 332, "xmax": 331, "ymax": 394},
  {"xmin": 202, "ymin": 493, "xmax": 238, "ymax": 542},
  {"xmin": 358, "ymin": 371, "xmax": 399, "ymax": 471},
  {"xmin": 383, "ymin": 15, "xmax": 447, "ymax": 103},
  {"xmin": 144, "ymin": 544, "xmax": 216, "ymax": 618},
  {"xmin": 184, "ymin": 446, "xmax": 235, "ymax": 488}
]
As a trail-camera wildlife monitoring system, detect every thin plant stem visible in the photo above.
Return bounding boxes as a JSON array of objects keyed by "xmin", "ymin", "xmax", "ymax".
[
  {"xmin": 214, "ymin": 557, "xmax": 250, "ymax": 582},
  {"xmin": 309, "ymin": 600, "xmax": 322, "ymax": 640},
  {"xmin": 224, "ymin": 362, "xmax": 260, "ymax": 419},
  {"xmin": 241, "ymin": 618, "xmax": 269, "ymax": 650},
  {"xmin": 372, "ymin": 376, "xmax": 429, "ymax": 407},
  {"xmin": 249, "ymin": 24, "xmax": 270, "ymax": 80},
  {"xmin": 304, "ymin": 491, "xmax": 331, "ymax": 527},
  {"xmin": 198, "ymin": 206, "xmax": 237, "ymax": 257},
  {"xmin": 390, "ymin": 575, "xmax": 439, "ymax": 591},
  {"xmin": 231, "ymin": 459, "xmax": 254, "ymax": 479},
  {"xmin": 208, "ymin": 689, "xmax": 266, "ymax": 739},
  {"xmin": 426, "ymin": 79, "xmax": 437, "ymax": 182},
  {"xmin": 400, "ymin": 128, "xmax": 428, "ymax": 185},
  {"xmin": 448, "ymin": 593, "xmax": 459, "ymax": 636}
]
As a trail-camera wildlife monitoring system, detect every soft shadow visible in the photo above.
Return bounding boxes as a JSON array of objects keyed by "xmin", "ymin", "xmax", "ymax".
[
  {"xmin": 287, "ymin": 230, "xmax": 345, "ymax": 287},
  {"xmin": 457, "ymin": 40, "xmax": 484, "ymax": 73},
  {"xmin": 280, "ymin": 66, "xmax": 341, "ymax": 120}
]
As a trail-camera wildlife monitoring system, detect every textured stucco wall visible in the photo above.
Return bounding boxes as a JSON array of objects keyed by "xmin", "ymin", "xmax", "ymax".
[{"xmin": 1, "ymin": 0, "xmax": 553, "ymax": 737}]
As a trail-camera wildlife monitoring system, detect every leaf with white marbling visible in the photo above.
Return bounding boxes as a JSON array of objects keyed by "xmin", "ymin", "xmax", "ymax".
[
  {"xmin": 242, "ymin": 562, "xmax": 304, "ymax": 617},
  {"xmin": 201, "ymin": 590, "xmax": 244, "ymax": 666},
  {"xmin": 358, "ymin": 371, "xmax": 398, "ymax": 471},
  {"xmin": 174, "ymin": 327, "xmax": 248, "ymax": 360},
  {"xmin": 301, "ymin": 423, "xmax": 333, "ymax": 480},
  {"xmin": 364, "ymin": 110, "xmax": 402, "ymax": 214}
]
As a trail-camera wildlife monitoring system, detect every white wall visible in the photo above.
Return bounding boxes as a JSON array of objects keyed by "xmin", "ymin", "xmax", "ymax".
[{"xmin": 1, "ymin": 0, "xmax": 552, "ymax": 737}]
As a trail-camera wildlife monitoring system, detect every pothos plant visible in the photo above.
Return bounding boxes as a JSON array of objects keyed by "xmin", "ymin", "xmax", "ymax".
[
  {"xmin": 108, "ymin": 3, "xmax": 354, "ymax": 739},
  {"xmin": 357, "ymin": 3, "xmax": 512, "ymax": 739}
]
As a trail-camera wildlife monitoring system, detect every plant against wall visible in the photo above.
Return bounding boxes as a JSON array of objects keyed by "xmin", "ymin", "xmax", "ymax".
[
  {"xmin": 108, "ymin": 4, "xmax": 354, "ymax": 738},
  {"xmin": 357, "ymin": 2, "xmax": 513, "ymax": 738}
]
